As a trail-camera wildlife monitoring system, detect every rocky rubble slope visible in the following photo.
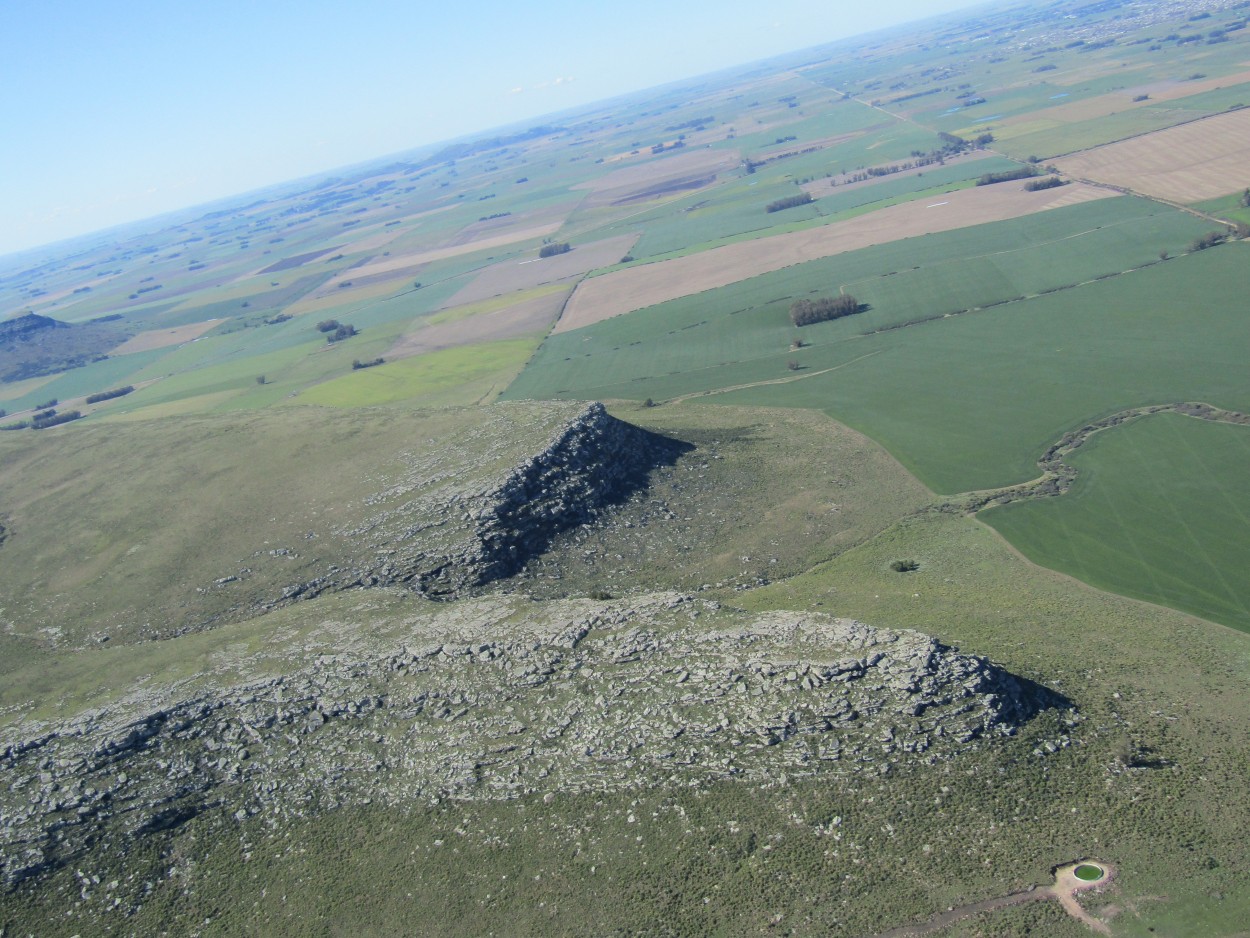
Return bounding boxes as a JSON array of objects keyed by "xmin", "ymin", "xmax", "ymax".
[{"xmin": 0, "ymin": 593, "xmax": 1070, "ymax": 886}]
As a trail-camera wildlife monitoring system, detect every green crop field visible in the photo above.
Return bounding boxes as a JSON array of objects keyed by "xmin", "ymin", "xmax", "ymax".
[
  {"xmin": 983, "ymin": 412, "xmax": 1250, "ymax": 632},
  {"xmin": 292, "ymin": 337, "xmax": 539, "ymax": 408},
  {"xmin": 713, "ymin": 245, "xmax": 1250, "ymax": 492},
  {"xmin": 505, "ymin": 200, "xmax": 1220, "ymax": 463}
]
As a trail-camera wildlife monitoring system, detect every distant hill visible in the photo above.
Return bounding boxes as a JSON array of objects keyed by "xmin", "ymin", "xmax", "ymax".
[{"xmin": 0, "ymin": 312, "xmax": 128, "ymax": 383}]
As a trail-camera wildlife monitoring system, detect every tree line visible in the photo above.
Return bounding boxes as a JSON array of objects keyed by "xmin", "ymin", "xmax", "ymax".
[
  {"xmin": 1024, "ymin": 175, "xmax": 1066, "ymax": 191},
  {"xmin": 766, "ymin": 193, "xmax": 813, "ymax": 213},
  {"xmin": 316, "ymin": 320, "xmax": 358, "ymax": 343},
  {"xmin": 85, "ymin": 385, "xmax": 134, "ymax": 404},
  {"xmin": 977, "ymin": 167, "xmax": 1038, "ymax": 186}
]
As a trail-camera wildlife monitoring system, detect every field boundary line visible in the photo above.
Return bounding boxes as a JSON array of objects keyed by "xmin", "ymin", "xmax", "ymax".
[
  {"xmin": 936, "ymin": 402, "xmax": 1250, "ymax": 516},
  {"xmin": 663, "ymin": 350, "xmax": 885, "ymax": 404}
]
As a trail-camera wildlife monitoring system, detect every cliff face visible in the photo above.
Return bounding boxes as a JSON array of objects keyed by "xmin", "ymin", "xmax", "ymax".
[
  {"xmin": 451, "ymin": 401, "xmax": 691, "ymax": 591},
  {"xmin": 0, "ymin": 594, "xmax": 1073, "ymax": 887}
]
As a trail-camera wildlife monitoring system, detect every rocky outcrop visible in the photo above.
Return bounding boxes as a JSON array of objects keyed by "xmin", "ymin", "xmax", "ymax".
[
  {"xmin": 257, "ymin": 403, "xmax": 688, "ymax": 606},
  {"xmin": 0, "ymin": 594, "xmax": 1072, "ymax": 887},
  {"xmin": 0, "ymin": 313, "xmax": 125, "ymax": 383}
]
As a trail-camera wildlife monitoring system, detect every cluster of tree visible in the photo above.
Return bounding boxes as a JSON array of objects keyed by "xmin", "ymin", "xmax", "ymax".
[
  {"xmin": 887, "ymin": 86, "xmax": 944, "ymax": 105},
  {"xmin": 478, "ymin": 212, "xmax": 512, "ymax": 222},
  {"xmin": 34, "ymin": 398, "xmax": 57, "ymax": 409},
  {"xmin": 31, "ymin": 410, "xmax": 81, "ymax": 430},
  {"xmin": 265, "ymin": 313, "xmax": 291, "ymax": 325},
  {"xmin": 664, "ymin": 116, "xmax": 713, "ymax": 132},
  {"xmin": 316, "ymin": 319, "xmax": 358, "ymax": 342},
  {"xmin": 1024, "ymin": 175, "xmax": 1067, "ymax": 191},
  {"xmin": 650, "ymin": 140, "xmax": 686, "ymax": 154},
  {"xmin": 539, "ymin": 242, "xmax": 571, "ymax": 258},
  {"xmin": 84, "ymin": 385, "xmax": 134, "ymax": 404},
  {"xmin": 0, "ymin": 420, "xmax": 29, "ymax": 431},
  {"xmin": 790, "ymin": 294, "xmax": 861, "ymax": 326},
  {"xmin": 351, "ymin": 358, "xmax": 385, "ymax": 370},
  {"xmin": 977, "ymin": 167, "xmax": 1038, "ymax": 186},
  {"xmin": 1241, "ymin": 188, "xmax": 1250, "ymax": 208},
  {"xmin": 1191, "ymin": 230, "xmax": 1229, "ymax": 251},
  {"xmin": 766, "ymin": 193, "xmax": 814, "ymax": 213}
]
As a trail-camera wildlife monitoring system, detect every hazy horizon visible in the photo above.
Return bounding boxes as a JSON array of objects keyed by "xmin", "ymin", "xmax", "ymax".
[{"xmin": 1, "ymin": 0, "xmax": 980, "ymax": 259}]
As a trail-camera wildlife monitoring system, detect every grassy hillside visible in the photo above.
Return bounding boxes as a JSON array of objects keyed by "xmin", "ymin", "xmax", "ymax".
[{"xmin": 3, "ymin": 0, "xmax": 1250, "ymax": 933}]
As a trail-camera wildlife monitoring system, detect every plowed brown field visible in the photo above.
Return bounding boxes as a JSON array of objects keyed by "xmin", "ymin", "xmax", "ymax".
[
  {"xmin": 1054, "ymin": 107, "xmax": 1250, "ymax": 203},
  {"xmin": 554, "ymin": 181, "xmax": 1116, "ymax": 333}
]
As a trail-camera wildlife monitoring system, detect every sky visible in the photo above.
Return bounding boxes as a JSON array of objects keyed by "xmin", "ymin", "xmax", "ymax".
[{"xmin": 0, "ymin": 0, "xmax": 978, "ymax": 257}]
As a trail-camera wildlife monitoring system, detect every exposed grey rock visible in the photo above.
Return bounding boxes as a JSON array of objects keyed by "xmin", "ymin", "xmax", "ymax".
[
  {"xmin": 0, "ymin": 594, "xmax": 1068, "ymax": 887},
  {"xmin": 252, "ymin": 402, "xmax": 688, "ymax": 610}
]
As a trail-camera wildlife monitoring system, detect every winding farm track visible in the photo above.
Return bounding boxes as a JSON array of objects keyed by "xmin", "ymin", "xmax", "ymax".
[
  {"xmin": 874, "ymin": 860, "xmax": 1115, "ymax": 937},
  {"xmin": 944, "ymin": 402, "xmax": 1250, "ymax": 515}
]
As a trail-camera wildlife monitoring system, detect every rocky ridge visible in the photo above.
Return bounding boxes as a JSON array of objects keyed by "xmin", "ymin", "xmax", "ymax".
[
  {"xmin": 247, "ymin": 401, "xmax": 688, "ymax": 611},
  {"xmin": 0, "ymin": 593, "xmax": 1072, "ymax": 887}
]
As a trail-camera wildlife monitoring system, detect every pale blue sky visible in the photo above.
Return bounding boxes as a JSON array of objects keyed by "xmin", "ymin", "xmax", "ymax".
[{"xmin": 0, "ymin": 0, "xmax": 976, "ymax": 256}]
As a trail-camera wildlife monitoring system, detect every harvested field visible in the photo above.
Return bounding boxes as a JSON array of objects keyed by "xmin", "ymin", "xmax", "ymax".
[
  {"xmin": 445, "ymin": 203, "xmax": 572, "ymax": 248},
  {"xmin": 1053, "ymin": 108, "xmax": 1250, "ymax": 203},
  {"xmin": 387, "ymin": 288, "xmax": 568, "ymax": 360},
  {"xmin": 444, "ymin": 234, "xmax": 639, "ymax": 308},
  {"xmin": 290, "ymin": 217, "xmax": 573, "ymax": 308},
  {"xmin": 336, "ymin": 205, "xmax": 457, "ymax": 254},
  {"xmin": 573, "ymin": 149, "xmax": 741, "ymax": 209},
  {"xmin": 612, "ymin": 174, "xmax": 717, "ymax": 205},
  {"xmin": 257, "ymin": 246, "xmax": 342, "ymax": 275},
  {"xmin": 555, "ymin": 181, "xmax": 1116, "ymax": 333},
  {"xmin": 998, "ymin": 70, "xmax": 1250, "ymax": 130},
  {"xmin": 107, "ymin": 319, "xmax": 223, "ymax": 355},
  {"xmin": 341, "ymin": 224, "xmax": 564, "ymax": 281}
]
